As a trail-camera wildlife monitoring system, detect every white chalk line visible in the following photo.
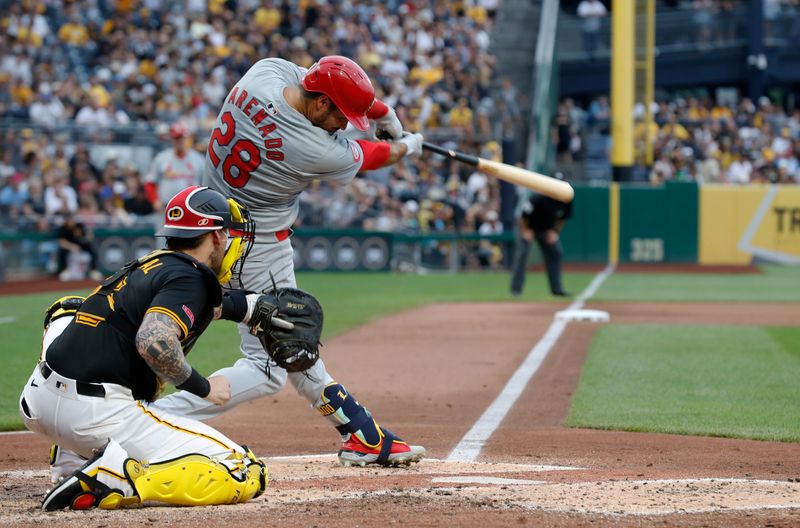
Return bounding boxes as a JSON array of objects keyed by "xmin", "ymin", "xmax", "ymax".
[
  {"xmin": 0, "ymin": 430, "xmax": 32, "ymax": 436},
  {"xmin": 0, "ymin": 469, "xmax": 48, "ymax": 478},
  {"xmin": 521, "ymin": 502, "xmax": 800, "ymax": 516},
  {"xmin": 0, "ymin": 316, "xmax": 17, "ymax": 324},
  {"xmin": 432, "ymin": 476, "xmax": 546, "ymax": 485},
  {"xmin": 446, "ymin": 264, "xmax": 616, "ymax": 462}
]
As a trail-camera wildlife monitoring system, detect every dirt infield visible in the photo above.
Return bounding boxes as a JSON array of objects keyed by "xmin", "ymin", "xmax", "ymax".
[{"xmin": 2, "ymin": 300, "xmax": 800, "ymax": 527}]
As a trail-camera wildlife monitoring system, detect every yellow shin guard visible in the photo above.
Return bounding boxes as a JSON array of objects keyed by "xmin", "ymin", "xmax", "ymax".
[{"xmin": 128, "ymin": 450, "xmax": 267, "ymax": 506}]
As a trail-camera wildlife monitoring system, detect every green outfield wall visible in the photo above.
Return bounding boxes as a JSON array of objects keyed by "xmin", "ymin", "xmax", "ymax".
[
  {"xmin": 561, "ymin": 181, "xmax": 698, "ymax": 264},
  {"xmin": 2, "ymin": 183, "xmax": 798, "ymax": 278},
  {"xmin": 562, "ymin": 182, "xmax": 800, "ymax": 265}
]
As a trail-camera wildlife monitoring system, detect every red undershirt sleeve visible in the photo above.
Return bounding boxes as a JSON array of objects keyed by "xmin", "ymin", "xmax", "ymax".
[{"xmin": 356, "ymin": 139, "xmax": 391, "ymax": 171}]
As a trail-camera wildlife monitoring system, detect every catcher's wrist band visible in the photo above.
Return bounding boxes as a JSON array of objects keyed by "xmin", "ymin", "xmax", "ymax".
[
  {"xmin": 220, "ymin": 290, "xmax": 249, "ymax": 322},
  {"xmin": 176, "ymin": 368, "xmax": 210, "ymax": 397}
]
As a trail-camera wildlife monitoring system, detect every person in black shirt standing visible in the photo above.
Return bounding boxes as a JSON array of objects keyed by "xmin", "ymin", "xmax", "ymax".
[
  {"xmin": 20, "ymin": 186, "xmax": 269, "ymax": 511},
  {"xmin": 510, "ymin": 189, "xmax": 573, "ymax": 297}
]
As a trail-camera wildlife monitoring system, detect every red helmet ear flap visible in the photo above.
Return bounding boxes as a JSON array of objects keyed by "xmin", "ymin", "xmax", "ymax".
[{"xmin": 301, "ymin": 55, "xmax": 374, "ymax": 131}]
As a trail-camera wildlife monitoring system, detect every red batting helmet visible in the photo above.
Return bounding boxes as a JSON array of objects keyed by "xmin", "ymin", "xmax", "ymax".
[{"xmin": 301, "ymin": 55, "xmax": 375, "ymax": 131}]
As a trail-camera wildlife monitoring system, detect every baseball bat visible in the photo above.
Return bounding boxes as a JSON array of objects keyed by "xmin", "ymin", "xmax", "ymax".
[{"xmin": 422, "ymin": 142, "xmax": 574, "ymax": 203}]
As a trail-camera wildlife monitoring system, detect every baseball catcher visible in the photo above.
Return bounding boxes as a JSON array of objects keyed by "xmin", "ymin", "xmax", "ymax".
[
  {"xmin": 22, "ymin": 186, "xmax": 267, "ymax": 511},
  {"xmin": 248, "ymin": 287, "xmax": 323, "ymax": 374}
]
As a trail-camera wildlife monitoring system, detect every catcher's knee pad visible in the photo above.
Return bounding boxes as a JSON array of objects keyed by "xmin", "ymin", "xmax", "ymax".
[
  {"xmin": 318, "ymin": 383, "xmax": 381, "ymax": 447},
  {"xmin": 130, "ymin": 450, "xmax": 267, "ymax": 506},
  {"xmin": 43, "ymin": 295, "xmax": 85, "ymax": 330}
]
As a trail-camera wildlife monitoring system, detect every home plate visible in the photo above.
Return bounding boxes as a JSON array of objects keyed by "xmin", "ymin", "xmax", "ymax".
[{"xmin": 555, "ymin": 309, "xmax": 610, "ymax": 322}]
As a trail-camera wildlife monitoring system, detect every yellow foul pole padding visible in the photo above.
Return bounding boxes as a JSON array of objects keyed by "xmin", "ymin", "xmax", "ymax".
[
  {"xmin": 644, "ymin": 0, "xmax": 655, "ymax": 166},
  {"xmin": 611, "ymin": 0, "xmax": 634, "ymax": 181},
  {"xmin": 608, "ymin": 182, "xmax": 620, "ymax": 265}
]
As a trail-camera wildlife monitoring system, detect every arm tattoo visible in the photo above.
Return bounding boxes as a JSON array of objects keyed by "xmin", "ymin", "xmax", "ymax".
[{"xmin": 135, "ymin": 312, "xmax": 191, "ymax": 387}]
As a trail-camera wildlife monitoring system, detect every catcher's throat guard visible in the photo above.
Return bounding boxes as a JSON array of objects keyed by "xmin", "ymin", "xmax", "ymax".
[{"xmin": 218, "ymin": 197, "xmax": 255, "ymax": 284}]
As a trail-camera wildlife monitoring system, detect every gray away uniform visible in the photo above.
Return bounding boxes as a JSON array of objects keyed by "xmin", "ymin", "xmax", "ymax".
[{"xmin": 154, "ymin": 59, "xmax": 365, "ymax": 419}]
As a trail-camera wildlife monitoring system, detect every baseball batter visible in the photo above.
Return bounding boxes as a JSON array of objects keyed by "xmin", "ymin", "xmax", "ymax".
[
  {"xmin": 153, "ymin": 56, "xmax": 426, "ymax": 466},
  {"xmin": 21, "ymin": 187, "xmax": 267, "ymax": 510}
]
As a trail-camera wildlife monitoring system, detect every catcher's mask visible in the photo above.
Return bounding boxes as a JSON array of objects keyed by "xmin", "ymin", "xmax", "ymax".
[{"xmin": 156, "ymin": 186, "xmax": 255, "ymax": 284}]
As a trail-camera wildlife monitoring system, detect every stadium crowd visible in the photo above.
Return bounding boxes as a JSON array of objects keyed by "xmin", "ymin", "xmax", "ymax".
[
  {"xmin": 0, "ymin": 0, "xmax": 510, "ymax": 253},
  {"xmin": 3, "ymin": 0, "xmax": 797, "ymax": 277},
  {"xmin": 556, "ymin": 92, "xmax": 800, "ymax": 185}
]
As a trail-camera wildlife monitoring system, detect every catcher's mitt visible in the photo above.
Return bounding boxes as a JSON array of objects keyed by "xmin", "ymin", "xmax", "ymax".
[{"xmin": 248, "ymin": 288, "xmax": 323, "ymax": 373}]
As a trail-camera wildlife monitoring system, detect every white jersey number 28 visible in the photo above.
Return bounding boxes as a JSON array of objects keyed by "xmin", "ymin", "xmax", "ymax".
[{"xmin": 208, "ymin": 111, "xmax": 284, "ymax": 188}]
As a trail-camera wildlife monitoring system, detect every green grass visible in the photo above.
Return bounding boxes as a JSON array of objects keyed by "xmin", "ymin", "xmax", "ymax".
[
  {"xmin": 595, "ymin": 265, "xmax": 800, "ymax": 302},
  {"xmin": 3, "ymin": 266, "xmax": 799, "ymax": 435},
  {"xmin": 566, "ymin": 324, "xmax": 800, "ymax": 442},
  {"xmin": 0, "ymin": 271, "xmax": 589, "ymax": 430}
]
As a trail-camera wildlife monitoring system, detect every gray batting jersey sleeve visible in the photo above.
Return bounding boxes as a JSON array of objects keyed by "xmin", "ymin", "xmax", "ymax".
[{"xmin": 203, "ymin": 58, "xmax": 365, "ymax": 235}]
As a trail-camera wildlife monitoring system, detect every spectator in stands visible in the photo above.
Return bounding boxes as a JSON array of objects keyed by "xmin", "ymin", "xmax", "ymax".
[
  {"xmin": 587, "ymin": 95, "xmax": 610, "ymax": 129},
  {"xmin": 726, "ymin": 149, "xmax": 753, "ymax": 184},
  {"xmin": 476, "ymin": 210, "xmax": 503, "ymax": 269},
  {"xmin": 692, "ymin": 0, "xmax": 717, "ymax": 49},
  {"xmin": 76, "ymin": 192, "xmax": 102, "ymax": 229},
  {"xmin": 577, "ymin": 0, "xmax": 607, "ymax": 60},
  {"xmin": 74, "ymin": 93, "xmax": 114, "ymax": 129},
  {"xmin": 447, "ymin": 97, "xmax": 475, "ymax": 139},
  {"xmin": 0, "ymin": 74, "xmax": 11, "ymax": 119},
  {"xmin": 21, "ymin": 178, "xmax": 47, "ymax": 228},
  {"xmin": 29, "ymin": 83, "xmax": 67, "ymax": 129},
  {"xmin": 763, "ymin": 0, "xmax": 782, "ymax": 40},
  {"xmin": 553, "ymin": 102, "xmax": 574, "ymax": 164},
  {"xmin": 9, "ymin": 76, "xmax": 34, "ymax": 119},
  {"xmin": 4, "ymin": 2, "xmax": 51, "ymax": 48},
  {"xmin": 0, "ymin": 172, "xmax": 29, "ymax": 221},
  {"xmin": 1, "ymin": 45, "xmax": 33, "ymax": 86},
  {"xmin": 57, "ymin": 9, "xmax": 92, "ymax": 81},
  {"xmin": 44, "ymin": 174, "xmax": 79, "ymax": 218},
  {"xmin": 0, "ymin": 150, "xmax": 15, "ymax": 182}
]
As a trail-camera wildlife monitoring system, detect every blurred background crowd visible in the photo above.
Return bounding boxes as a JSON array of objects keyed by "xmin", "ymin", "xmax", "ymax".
[
  {"xmin": 0, "ymin": 0, "xmax": 511, "ymax": 243},
  {"xmin": 552, "ymin": 92, "xmax": 800, "ymax": 185},
  {"xmin": 1, "ymin": 0, "xmax": 799, "ymax": 278}
]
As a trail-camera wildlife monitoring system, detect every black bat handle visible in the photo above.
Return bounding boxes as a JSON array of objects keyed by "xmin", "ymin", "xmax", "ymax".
[
  {"xmin": 422, "ymin": 142, "xmax": 480, "ymax": 167},
  {"xmin": 376, "ymin": 130, "xmax": 480, "ymax": 167}
]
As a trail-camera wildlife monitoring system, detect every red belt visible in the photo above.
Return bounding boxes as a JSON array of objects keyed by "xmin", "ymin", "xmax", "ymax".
[{"xmin": 275, "ymin": 229, "xmax": 292, "ymax": 242}]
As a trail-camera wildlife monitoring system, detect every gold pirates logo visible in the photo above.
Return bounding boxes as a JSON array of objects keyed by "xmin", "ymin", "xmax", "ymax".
[{"xmin": 167, "ymin": 206, "xmax": 184, "ymax": 221}]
